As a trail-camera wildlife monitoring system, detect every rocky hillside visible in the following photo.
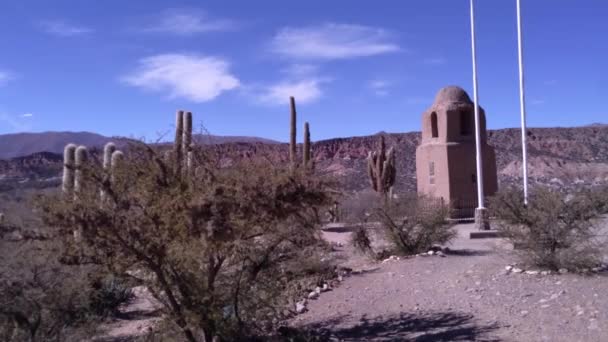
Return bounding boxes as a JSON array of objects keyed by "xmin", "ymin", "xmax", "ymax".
[{"xmin": 1, "ymin": 126, "xmax": 607, "ymax": 193}]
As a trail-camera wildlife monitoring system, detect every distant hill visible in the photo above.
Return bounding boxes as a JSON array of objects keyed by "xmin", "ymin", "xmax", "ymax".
[
  {"xmin": 0, "ymin": 131, "xmax": 279, "ymax": 160},
  {"xmin": 1, "ymin": 126, "xmax": 607, "ymax": 193}
]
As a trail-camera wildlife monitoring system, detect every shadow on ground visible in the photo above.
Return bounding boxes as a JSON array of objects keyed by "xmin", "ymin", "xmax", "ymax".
[{"xmin": 278, "ymin": 311, "xmax": 501, "ymax": 341}]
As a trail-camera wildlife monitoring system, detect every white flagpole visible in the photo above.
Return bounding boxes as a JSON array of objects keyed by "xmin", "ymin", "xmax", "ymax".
[
  {"xmin": 470, "ymin": 0, "xmax": 486, "ymax": 219},
  {"xmin": 516, "ymin": 0, "xmax": 529, "ymax": 205}
]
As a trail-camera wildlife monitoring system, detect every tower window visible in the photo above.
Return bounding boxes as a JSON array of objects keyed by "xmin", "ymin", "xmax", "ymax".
[
  {"xmin": 429, "ymin": 161, "xmax": 435, "ymax": 184},
  {"xmin": 460, "ymin": 111, "xmax": 472, "ymax": 136},
  {"xmin": 430, "ymin": 112, "xmax": 438, "ymax": 138}
]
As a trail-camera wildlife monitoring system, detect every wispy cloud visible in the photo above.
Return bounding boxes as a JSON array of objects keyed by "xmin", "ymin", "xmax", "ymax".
[
  {"xmin": 21, "ymin": 113, "xmax": 33, "ymax": 118},
  {"xmin": 530, "ymin": 99, "xmax": 545, "ymax": 105},
  {"xmin": 271, "ymin": 23, "xmax": 400, "ymax": 60},
  {"xmin": 0, "ymin": 71, "xmax": 13, "ymax": 86},
  {"xmin": 0, "ymin": 113, "xmax": 29, "ymax": 132},
  {"xmin": 281, "ymin": 64, "xmax": 320, "ymax": 78},
  {"xmin": 143, "ymin": 9, "xmax": 236, "ymax": 35},
  {"xmin": 122, "ymin": 53, "xmax": 240, "ymax": 102},
  {"xmin": 40, "ymin": 20, "xmax": 92, "ymax": 36},
  {"xmin": 369, "ymin": 80, "xmax": 390, "ymax": 96},
  {"xmin": 257, "ymin": 78, "xmax": 329, "ymax": 106},
  {"xmin": 423, "ymin": 57, "xmax": 447, "ymax": 65}
]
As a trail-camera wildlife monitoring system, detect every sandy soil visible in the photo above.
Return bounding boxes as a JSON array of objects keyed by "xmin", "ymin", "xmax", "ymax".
[{"xmin": 289, "ymin": 223, "xmax": 608, "ymax": 342}]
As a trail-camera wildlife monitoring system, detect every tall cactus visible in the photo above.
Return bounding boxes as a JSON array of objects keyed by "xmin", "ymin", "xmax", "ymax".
[
  {"xmin": 367, "ymin": 135, "xmax": 396, "ymax": 198},
  {"xmin": 303, "ymin": 121, "xmax": 312, "ymax": 169},
  {"xmin": 100, "ymin": 142, "xmax": 116, "ymax": 202},
  {"xmin": 62, "ymin": 143, "xmax": 77, "ymax": 195},
  {"xmin": 174, "ymin": 110, "xmax": 184, "ymax": 174},
  {"xmin": 110, "ymin": 150, "xmax": 124, "ymax": 184},
  {"xmin": 183, "ymin": 111, "xmax": 193, "ymax": 176},
  {"xmin": 289, "ymin": 96, "xmax": 297, "ymax": 167},
  {"xmin": 74, "ymin": 145, "xmax": 88, "ymax": 196},
  {"xmin": 173, "ymin": 110, "xmax": 193, "ymax": 177}
]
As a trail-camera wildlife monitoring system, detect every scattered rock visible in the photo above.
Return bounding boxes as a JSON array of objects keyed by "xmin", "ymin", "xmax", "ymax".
[
  {"xmin": 436, "ymin": 251, "xmax": 446, "ymax": 257},
  {"xmin": 591, "ymin": 267, "xmax": 602, "ymax": 273},
  {"xmin": 559, "ymin": 268, "xmax": 569, "ymax": 274},
  {"xmin": 314, "ymin": 286, "xmax": 322, "ymax": 294},
  {"xmin": 308, "ymin": 291, "xmax": 319, "ymax": 300},
  {"xmin": 521, "ymin": 310, "xmax": 529, "ymax": 316},
  {"xmin": 525, "ymin": 270, "xmax": 540, "ymax": 275},
  {"xmin": 321, "ymin": 284, "xmax": 330, "ymax": 292},
  {"xmin": 427, "ymin": 251, "xmax": 435, "ymax": 256},
  {"xmin": 512, "ymin": 268, "xmax": 524, "ymax": 274},
  {"xmin": 505, "ymin": 265, "xmax": 513, "ymax": 272},
  {"xmin": 337, "ymin": 275, "xmax": 343, "ymax": 282},
  {"xmin": 295, "ymin": 300, "xmax": 307, "ymax": 314},
  {"xmin": 541, "ymin": 270, "xmax": 551, "ymax": 276}
]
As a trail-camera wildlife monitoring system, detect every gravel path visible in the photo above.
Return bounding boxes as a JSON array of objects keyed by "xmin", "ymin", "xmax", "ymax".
[{"xmin": 290, "ymin": 223, "xmax": 608, "ymax": 342}]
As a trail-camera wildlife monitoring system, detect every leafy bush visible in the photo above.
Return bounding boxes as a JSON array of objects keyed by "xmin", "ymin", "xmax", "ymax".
[
  {"xmin": 38, "ymin": 143, "xmax": 336, "ymax": 341},
  {"xmin": 375, "ymin": 195, "xmax": 455, "ymax": 255},
  {"xmin": 490, "ymin": 187, "xmax": 603, "ymax": 270}
]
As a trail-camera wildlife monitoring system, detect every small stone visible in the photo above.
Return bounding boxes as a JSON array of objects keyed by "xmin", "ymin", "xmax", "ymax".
[
  {"xmin": 315, "ymin": 286, "xmax": 322, "ymax": 294},
  {"xmin": 505, "ymin": 265, "xmax": 513, "ymax": 272},
  {"xmin": 337, "ymin": 275, "xmax": 343, "ymax": 282},
  {"xmin": 521, "ymin": 310, "xmax": 529, "ymax": 316},
  {"xmin": 525, "ymin": 270, "xmax": 540, "ymax": 275},
  {"xmin": 308, "ymin": 291, "xmax": 319, "ymax": 300},
  {"xmin": 559, "ymin": 268, "xmax": 568, "ymax": 274},
  {"xmin": 295, "ymin": 301, "xmax": 307, "ymax": 314},
  {"xmin": 541, "ymin": 270, "xmax": 551, "ymax": 276},
  {"xmin": 321, "ymin": 284, "xmax": 330, "ymax": 292},
  {"xmin": 427, "ymin": 251, "xmax": 435, "ymax": 256},
  {"xmin": 512, "ymin": 268, "xmax": 524, "ymax": 274},
  {"xmin": 436, "ymin": 251, "xmax": 445, "ymax": 257},
  {"xmin": 591, "ymin": 267, "xmax": 601, "ymax": 273}
]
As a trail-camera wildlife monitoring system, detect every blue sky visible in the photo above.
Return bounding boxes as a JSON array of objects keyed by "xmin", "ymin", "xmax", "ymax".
[{"xmin": 0, "ymin": 0, "xmax": 606, "ymax": 142}]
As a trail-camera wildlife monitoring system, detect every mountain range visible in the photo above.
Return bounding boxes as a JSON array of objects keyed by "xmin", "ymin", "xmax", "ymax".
[{"xmin": 1, "ymin": 125, "xmax": 607, "ymax": 193}]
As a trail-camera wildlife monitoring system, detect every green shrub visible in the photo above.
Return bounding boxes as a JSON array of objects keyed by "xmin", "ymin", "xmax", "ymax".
[
  {"xmin": 375, "ymin": 195, "xmax": 455, "ymax": 255},
  {"xmin": 490, "ymin": 187, "xmax": 603, "ymax": 270}
]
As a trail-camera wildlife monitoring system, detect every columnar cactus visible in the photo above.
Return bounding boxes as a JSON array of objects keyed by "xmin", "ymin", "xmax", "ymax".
[
  {"xmin": 110, "ymin": 150, "xmax": 124, "ymax": 184},
  {"xmin": 62, "ymin": 143, "xmax": 77, "ymax": 195},
  {"xmin": 367, "ymin": 135, "xmax": 396, "ymax": 198},
  {"xmin": 289, "ymin": 97, "xmax": 297, "ymax": 166},
  {"xmin": 173, "ymin": 110, "xmax": 193, "ymax": 176},
  {"xmin": 174, "ymin": 110, "xmax": 184, "ymax": 174},
  {"xmin": 303, "ymin": 121, "xmax": 312, "ymax": 169},
  {"xmin": 100, "ymin": 142, "xmax": 116, "ymax": 202},
  {"xmin": 74, "ymin": 145, "xmax": 88, "ymax": 196}
]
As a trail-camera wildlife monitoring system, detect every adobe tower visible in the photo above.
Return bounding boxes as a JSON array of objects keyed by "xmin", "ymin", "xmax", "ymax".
[{"xmin": 415, "ymin": 86, "xmax": 498, "ymax": 218}]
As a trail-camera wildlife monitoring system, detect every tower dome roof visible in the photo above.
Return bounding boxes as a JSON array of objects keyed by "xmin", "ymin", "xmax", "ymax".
[{"xmin": 433, "ymin": 86, "xmax": 472, "ymax": 105}]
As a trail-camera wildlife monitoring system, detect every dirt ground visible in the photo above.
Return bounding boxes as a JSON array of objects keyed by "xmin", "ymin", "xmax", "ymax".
[
  {"xmin": 97, "ymin": 222, "xmax": 608, "ymax": 342},
  {"xmin": 289, "ymin": 223, "xmax": 608, "ymax": 342}
]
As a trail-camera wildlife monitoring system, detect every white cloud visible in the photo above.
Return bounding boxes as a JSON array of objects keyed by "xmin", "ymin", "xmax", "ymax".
[
  {"xmin": 530, "ymin": 99, "xmax": 545, "ymax": 105},
  {"xmin": 122, "ymin": 53, "xmax": 240, "ymax": 102},
  {"xmin": 281, "ymin": 64, "xmax": 320, "ymax": 78},
  {"xmin": 144, "ymin": 9, "xmax": 236, "ymax": 35},
  {"xmin": 369, "ymin": 80, "xmax": 390, "ymax": 96},
  {"xmin": 41, "ymin": 20, "xmax": 92, "ymax": 36},
  {"xmin": 0, "ymin": 113, "xmax": 28, "ymax": 132},
  {"xmin": 423, "ymin": 57, "xmax": 447, "ymax": 65},
  {"xmin": 271, "ymin": 23, "xmax": 400, "ymax": 60},
  {"xmin": 258, "ymin": 79, "xmax": 328, "ymax": 105},
  {"xmin": 0, "ymin": 71, "xmax": 13, "ymax": 86},
  {"xmin": 21, "ymin": 113, "xmax": 33, "ymax": 118}
]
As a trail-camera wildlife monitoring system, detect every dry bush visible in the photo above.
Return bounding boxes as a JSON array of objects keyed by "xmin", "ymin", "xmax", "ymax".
[
  {"xmin": 339, "ymin": 190, "xmax": 382, "ymax": 225},
  {"xmin": 490, "ymin": 187, "xmax": 603, "ymax": 270},
  {"xmin": 375, "ymin": 195, "xmax": 455, "ymax": 255},
  {"xmin": 0, "ymin": 196, "xmax": 132, "ymax": 342},
  {"xmin": 37, "ymin": 143, "xmax": 335, "ymax": 341},
  {"xmin": 350, "ymin": 226, "xmax": 374, "ymax": 256}
]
